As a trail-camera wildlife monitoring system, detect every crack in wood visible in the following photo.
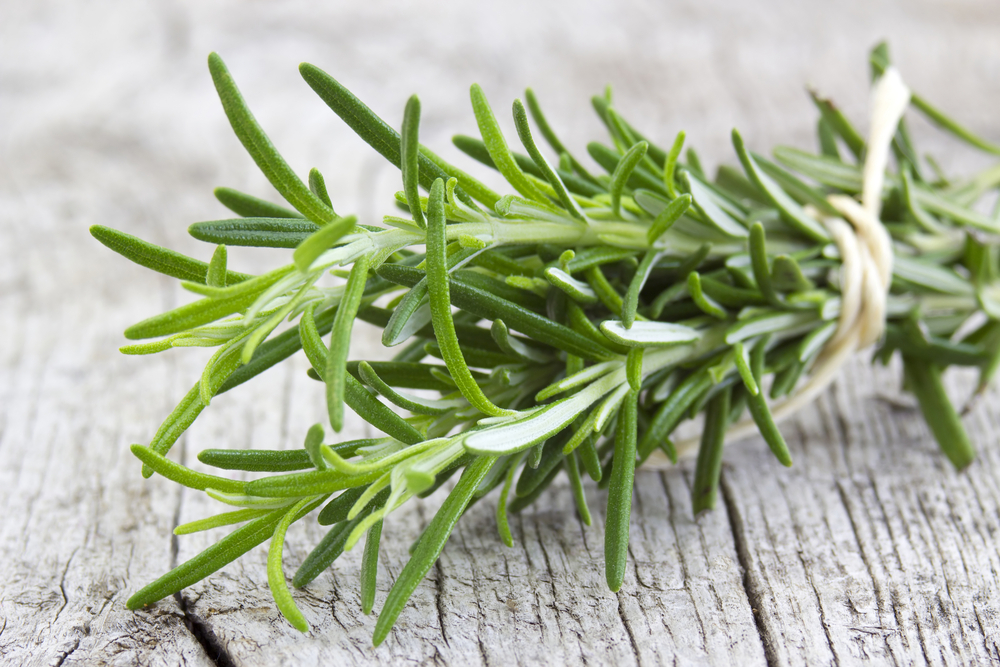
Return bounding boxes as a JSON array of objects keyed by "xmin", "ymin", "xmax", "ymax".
[
  {"xmin": 172, "ymin": 435, "xmax": 236, "ymax": 667},
  {"xmin": 615, "ymin": 592, "xmax": 642, "ymax": 666},
  {"xmin": 175, "ymin": 592, "xmax": 237, "ymax": 667},
  {"xmin": 51, "ymin": 637, "xmax": 81, "ymax": 667},
  {"xmin": 720, "ymin": 477, "xmax": 778, "ymax": 667}
]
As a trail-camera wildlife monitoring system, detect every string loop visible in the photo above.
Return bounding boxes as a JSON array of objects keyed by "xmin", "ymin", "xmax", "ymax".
[{"xmin": 662, "ymin": 68, "xmax": 911, "ymax": 463}]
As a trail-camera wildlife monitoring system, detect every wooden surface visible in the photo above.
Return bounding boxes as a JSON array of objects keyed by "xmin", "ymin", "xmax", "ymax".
[{"xmin": 4, "ymin": 1, "xmax": 1000, "ymax": 665}]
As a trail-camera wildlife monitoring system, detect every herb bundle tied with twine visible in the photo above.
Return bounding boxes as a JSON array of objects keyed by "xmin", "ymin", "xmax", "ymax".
[{"xmin": 92, "ymin": 43, "xmax": 1000, "ymax": 644}]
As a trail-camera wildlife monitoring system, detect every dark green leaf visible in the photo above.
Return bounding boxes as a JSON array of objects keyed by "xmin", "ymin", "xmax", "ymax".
[
  {"xmin": 91, "ymin": 225, "xmax": 251, "ymax": 285},
  {"xmin": 745, "ymin": 338, "xmax": 793, "ymax": 466},
  {"xmin": 610, "ymin": 141, "xmax": 648, "ymax": 216},
  {"xmin": 361, "ymin": 519, "xmax": 383, "ymax": 614},
  {"xmin": 426, "ymin": 178, "xmax": 513, "ymax": 416},
  {"xmin": 512, "ymin": 98, "xmax": 586, "ymax": 220},
  {"xmin": 692, "ymin": 386, "xmax": 730, "ymax": 514},
  {"xmin": 372, "ymin": 456, "xmax": 496, "ymax": 646},
  {"xmin": 198, "ymin": 448, "xmax": 313, "ymax": 473},
  {"xmin": 326, "ymin": 253, "xmax": 371, "ymax": 431},
  {"xmin": 214, "ymin": 187, "xmax": 304, "ymax": 219},
  {"xmin": 293, "ymin": 488, "xmax": 390, "ymax": 587},
  {"xmin": 605, "ymin": 388, "xmax": 638, "ymax": 592},
  {"xmin": 299, "ymin": 63, "xmax": 496, "ymax": 208},
  {"xmin": 401, "ymin": 95, "xmax": 426, "ymax": 229},
  {"xmin": 190, "ymin": 218, "xmax": 320, "ymax": 248},
  {"xmin": 378, "ymin": 264, "xmax": 616, "ymax": 361},
  {"xmin": 127, "ymin": 506, "xmax": 290, "ymax": 609},
  {"xmin": 209, "ymin": 53, "xmax": 336, "ymax": 225}
]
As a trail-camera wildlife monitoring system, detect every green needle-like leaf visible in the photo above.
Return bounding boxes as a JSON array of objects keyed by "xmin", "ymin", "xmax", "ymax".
[
  {"xmin": 562, "ymin": 247, "xmax": 638, "ymax": 275},
  {"xmin": 268, "ymin": 498, "xmax": 315, "ymax": 632},
  {"xmin": 809, "ymin": 90, "xmax": 865, "ymax": 160},
  {"xmin": 299, "ymin": 63, "xmax": 496, "ymax": 209},
  {"xmin": 303, "ymin": 423, "xmax": 327, "ymax": 470},
  {"xmin": 308, "ymin": 168, "xmax": 332, "ymax": 208},
  {"xmin": 748, "ymin": 222, "xmax": 783, "ymax": 308},
  {"xmin": 293, "ymin": 215, "xmax": 358, "ymax": 272},
  {"xmin": 490, "ymin": 319, "xmax": 553, "ymax": 363},
  {"xmin": 585, "ymin": 266, "xmax": 625, "ymax": 316},
  {"xmin": 622, "ymin": 250, "xmax": 662, "ymax": 328},
  {"xmin": 605, "ymin": 387, "xmax": 638, "ymax": 592},
  {"xmin": 470, "ymin": 84, "xmax": 549, "ymax": 203},
  {"xmin": 174, "ymin": 508, "xmax": 272, "ymax": 535},
  {"xmin": 359, "ymin": 361, "xmax": 464, "ymax": 416},
  {"xmin": 610, "ymin": 141, "xmax": 648, "ymax": 217},
  {"xmin": 198, "ymin": 448, "xmax": 314, "ymax": 472},
  {"xmin": 663, "ymin": 131, "xmax": 685, "ymax": 198},
  {"xmin": 131, "ymin": 444, "xmax": 247, "ymax": 494},
  {"xmin": 680, "ymin": 171, "xmax": 749, "ymax": 238},
  {"xmin": 687, "ymin": 272, "xmax": 727, "ymax": 320},
  {"xmin": 190, "ymin": 218, "xmax": 321, "ymax": 248},
  {"xmin": 317, "ymin": 487, "xmax": 367, "ymax": 526},
  {"xmin": 206, "ymin": 245, "xmax": 228, "ymax": 288},
  {"xmin": 401, "ymin": 95, "xmax": 426, "ymax": 229},
  {"xmin": 745, "ymin": 338, "xmax": 793, "ymax": 467},
  {"xmin": 600, "ymin": 321, "xmax": 700, "ymax": 348},
  {"xmin": 496, "ymin": 458, "xmax": 518, "ymax": 547},
  {"xmin": 127, "ymin": 507, "xmax": 289, "ymax": 610},
  {"xmin": 732, "ymin": 342, "xmax": 759, "ymax": 397},
  {"xmin": 512, "ymin": 98, "xmax": 586, "ymax": 221},
  {"xmin": 544, "ymin": 267, "xmax": 599, "ymax": 305},
  {"xmin": 208, "ymin": 53, "xmax": 336, "ymax": 225},
  {"xmin": 360, "ymin": 519, "xmax": 383, "ymax": 614},
  {"xmin": 125, "ymin": 265, "xmax": 294, "ymax": 340},
  {"xmin": 426, "ymin": 178, "xmax": 514, "ymax": 417},
  {"xmin": 214, "ymin": 187, "xmax": 304, "ymax": 219},
  {"xmin": 732, "ymin": 129, "xmax": 829, "ymax": 242},
  {"xmin": 647, "ymin": 193, "xmax": 692, "ymax": 245},
  {"xmin": 326, "ymin": 253, "xmax": 371, "ymax": 431},
  {"xmin": 90, "ymin": 225, "xmax": 252, "ymax": 285},
  {"xmin": 565, "ymin": 451, "xmax": 592, "ymax": 526},
  {"xmin": 911, "ymin": 92, "xmax": 1000, "ymax": 156},
  {"xmin": 373, "ymin": 455, "xmax": 496, "ymax": 646},
  {"xmin": 903, "ymin": 355, "xmax": 975, "ymax": 469},
  {"xmin": 692, "ymin": 387, "xmax": 731, "ymax": 514}
]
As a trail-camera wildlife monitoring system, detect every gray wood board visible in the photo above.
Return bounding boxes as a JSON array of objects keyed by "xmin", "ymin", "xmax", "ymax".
[{"xmin": 4, "ymin": 1, "xmax": 1000, "ymax": 665}]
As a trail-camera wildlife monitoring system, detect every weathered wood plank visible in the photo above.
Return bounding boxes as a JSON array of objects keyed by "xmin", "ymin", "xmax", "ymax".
[
  {"xmin": 721, "ymin": 358, "xmax": 1000, "ymax": 666},
  {"xmin": 0, "ymin": 303, "xmax": 213, "ymax": 666}
]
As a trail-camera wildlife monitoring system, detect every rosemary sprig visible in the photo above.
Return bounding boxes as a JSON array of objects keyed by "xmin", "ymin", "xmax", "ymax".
[{"xmin": 94, "ymin": 42, "xmax": 1000, "ymax": 645}]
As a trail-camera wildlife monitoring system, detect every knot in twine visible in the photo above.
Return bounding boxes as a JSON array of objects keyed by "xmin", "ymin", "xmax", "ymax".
[{"xmin": 668, "ymin": 68, "xmax": 911, "ymax": 463}]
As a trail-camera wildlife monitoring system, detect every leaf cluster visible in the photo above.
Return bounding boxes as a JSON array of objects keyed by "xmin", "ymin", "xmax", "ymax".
[{"xmin": 94, "ymin": 42, "xmax": 1000, "ymax": 644}]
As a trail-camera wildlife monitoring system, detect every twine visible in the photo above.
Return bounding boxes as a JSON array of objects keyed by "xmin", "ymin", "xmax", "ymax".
[{"xmin": 649, "ymin": 68, "xmax": 911, "ymax": 466}]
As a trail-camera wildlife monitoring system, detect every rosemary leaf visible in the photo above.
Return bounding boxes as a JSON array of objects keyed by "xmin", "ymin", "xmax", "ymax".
[
  {"xmin": 373, "ymin": 456, "xmax": 496, "ymax": 646},
  {"xmin": 90, "ymin": 225, "xmax": 252, "ymax": 284},
  {"xmin": 209, "ymin": 53, "xmax": 336, "ymax": 225},
  {"xmin": 214, "ymin": 187, "xmax": 305, "ymax": 219},
  {"xmin": 605, "ymin": 387, "xmax": 638, "ymax": 592},
  {"xmin": 326, "ymin": 253, "xmax": 371, "ymax": 431}
]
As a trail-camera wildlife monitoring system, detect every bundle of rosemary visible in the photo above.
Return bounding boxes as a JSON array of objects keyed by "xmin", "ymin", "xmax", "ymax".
[{"xmin": 92, "ymin": 43, "xmax": 1000, "ymax": 644}]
